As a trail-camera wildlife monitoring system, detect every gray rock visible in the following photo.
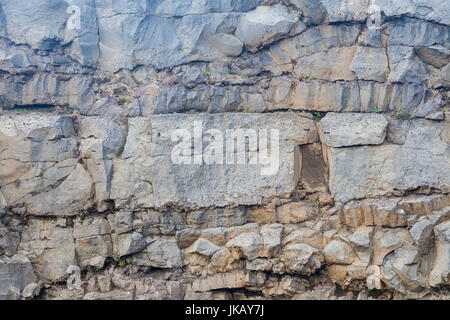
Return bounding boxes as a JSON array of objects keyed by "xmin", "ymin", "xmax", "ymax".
[
  {"xmin": 429, "ymin": 221, "xmax": 450, "ymax": 286},
  {"xmin": 381, "ymin": 243, "xmax": 426, "ymax": 298},
  {"xmin": 22, "ymin": 282, "xmax": 42, "ymax": 299},
  {"xmin": 0, "ymin": 227, "xmax": 20, "ymax": 257},
  {"xmin": 280, "ymin": 243, "xmax": 323, "ymax": 276},
  {"xmin": 410, "ymin": 219, "xmax": 434, "ymax": 247},
  {"xmin": 349, "ymin": 228, "xmax": 372, "ymax": 250},
  {"xmin": 114, "ymin": 212, "xmax": 133, "ymax": 235},
  {"xmin": 365, "ymin": 29, "xmax": 383, "ymax": 47},
  {"xmin": 0, "ymin": 254, "xmax": 34, "ymax": 300},
  {"xmin": 114, "ymin": 232, "xmax": 146, "ymax": 258},
  {"xmin": 74, "ymin": 217, "xmax": 113, "ymax": 268},
  {"xmin": 285, "ymin": 0, "xmax": 328, "ymax": 25},
  {"xmin": 318, "ymin": 113, "xmax": 388, "ymax": 147},
  {"xmin": 350, "ymin": 46, "xmax": 389, "ymax": 82},
  {"xmin": 323, "ymin": 240, "xmax": 355, "ymax": 265},
  {"xmin": 319, "ymin": 0, "xmax": 369, "ymax": 23},
  {"xmin": 388, "ymin": 46, "xmax": 430, "ymax": 85},
  {"xmin": 373, "ymin": 0, "xmax": 450, "ymax": 25},
  {"xmin": 111, "ymin": 113, "xmax": 317, "ymax": 210},
  {"xmin": 226, "ymin": 232, "xmax": 264, "ymax": 260},
  {"xmin": 18, "ymin": 219, "xmax": 75, "ymax": 282},
  {"xmin": 186, "ymin": 238, "xmax": 221, "ymax": 258},
  {"xmin": 294, "ymin": 47, "xmax": 357, "ymax": 81},
  {"xmin": 140, "ymin": 238, "xmax": 182, "ymax": 269},
  {"xmin": 326, "ymin": 119, "xmax": 449, "ymax": 203},
  {"xmin": 235, "ymin": 6, "xmax": 297, "ymax": 53},
  {"xmin": 260, "ymin": 224, "xmax": 283, "ymax": 257}
]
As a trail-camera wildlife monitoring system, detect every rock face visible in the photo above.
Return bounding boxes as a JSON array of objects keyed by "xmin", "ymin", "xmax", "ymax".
[
  {"xmin": 325, "ymin": 120, "xmax": 449, "ymax": 203},
  {"xmin": 0, "ymin": 0, "xmax": 449, "ymax": 301},
  {"xmin": 111, "ymin": 112, "xmax": 316, "ymax": 210}
]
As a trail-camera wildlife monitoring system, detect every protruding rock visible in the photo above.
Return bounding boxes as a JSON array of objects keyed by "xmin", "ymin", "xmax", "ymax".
[{"xmin": 235, "ymin": 6, "xmax": 297, "ymax": 53}]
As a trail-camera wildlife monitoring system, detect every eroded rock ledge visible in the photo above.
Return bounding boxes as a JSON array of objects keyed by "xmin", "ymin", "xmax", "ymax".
[{"xmin": 0, "ymin": 0, "xmax": 449, "ymax": 300}]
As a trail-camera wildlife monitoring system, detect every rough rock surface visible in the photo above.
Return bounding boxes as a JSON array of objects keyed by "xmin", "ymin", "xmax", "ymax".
[{"xmin": 0, "ymin": 0, "xmax": 449, "ymax": 300}]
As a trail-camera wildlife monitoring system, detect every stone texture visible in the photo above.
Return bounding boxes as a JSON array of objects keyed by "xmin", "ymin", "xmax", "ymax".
[
  {"xmin": 318, "ymin": 113, "xmax": 388, "ymax": 147},
  {"xmin": 0, "ymin": 254, "xmax": 34, "ymax": 300},
  {"xmin": 325, "ymin": 120, "xmax": 449, "ymax": 203},
  {"xmin": 74, "ymin": 217, "xmax": 113, "ymax": 268},
  {"xmin": 136, "ymin": 238, "xmax": 182, "ymax": 269},
  {"xmin": 280, "ymin": 244, "xmax": 324, "ymax": 276},
  {"xmin": 350, "ymin": 46, "xmax": 389, "ymax": 82},
  {"xmin": 111, "ymin": 113, "xmax": 317, "ymax": 210},
  {"xmin": 294, "ymin": 47, "xmax": 357, "ymax": 81},
  {"xmin": 235, "ymin": 6, "xmax": 297, "ymax": 53},
  {"xmin": 18, "ymin": 219, "xmax": 75, "ymax": 282}
]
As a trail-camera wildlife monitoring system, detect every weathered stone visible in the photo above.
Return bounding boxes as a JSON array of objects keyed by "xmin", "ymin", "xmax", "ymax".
[
  {"xmin": 341, "ymin": 198, "xmax": 407, "ymax": 228},
  {"xmin": 398, "ymin": 194, "xmax": 450, "ymax": 215},
  {"xmin": 114, "ymin": 232, "xmax": 146, "ymax": 258},
  {"xmin": 294, "ymin": 47, "xmax": 357, "ymax": 81},
  {"xmin": 139, "ymin": 238, "xmax": 182, "ymax": 269},
  {"xmin": 192, "ymin": 270, "xmax": 256, "ymax": 292},
  {"xmin": 0, "ymin": 227, "xmax": 20, "ymax": 257},
  {"xmin": 0, "ymin": 254, "xmax": 34, "ymax": 300},
  {"xmin": 276, "ymin": 202, "xmax": 316, "ymax": 223},
  {"xmin": 428, "ymin": 221, "xmax": 450, "ymax": 286},
  {"xmin": 326, "ymin": 120, "xmax": 449, "ymax": 203},
  {"xmin": 350, "ymin": 46, "xmax": 389, "ymax": 82},
  {"xmin": 114, "ymin": 212, "xmax": 133, "ymax": 235},
  {"xmin": 388, "ymin": 46, "xmax": 429, "ymax": 85},
  {"xmin": 323, "ymin": 240, "xmax": 355, "ymax": 265},
  {"xmin": 372, "ymin": 229, "xmax": 413, "ymax": 265},
  {"xmin": 226, "ymin": 232, "xmax": 264, "ymax": 260},
  {"xmin": 22, "ymin": 282, "xmax": 41, "ymax": 299},
  {"xmin": 246, "ymin": 258, "xmax": 273, "ymax": 272},
  {"xmin": 235, "ymin": 6, "xmax": 297, "ymax": 53},
  {"xmin": 415, "ymin": 46, "xmax": 450, "ymax": 68},
  {"xmin": 318, "ymin": 113, "xmax": 388, "ymax": 147},
  {"xmin": 18, "ymin": 219, "xmax": 75, "ymax": 282},
  {"xmin": 111, "ymin": 113, "xmax": 317, "ymax": 210},
  {"xmin": 280, "ymin": 244, "xmax": 323, "ymax": 276},
  {"xmin": 283, "ymin": 227, "xmax": 324, "ymax": 250},
  {"xmin": 409, "ymin": 219, "xmax": 434, "ymax": 247},
  {"xmin": 186, "ymin": 238, "xmax": 221, "ymax": 258},
  {"xmin": 260, "ymin": 224, "xmax": 283, "ymax": 257},
  {"xmin": 285, "ymin": 0, "xmax": 328, "ymax": 25},
  {"xmin": 381, "ymin": 243, "xmax": 426, "ymax": 298},
  {"xmin": 187, "ymin": 208, "xmax": 247, "ymax": 230},
  {"xmin": 365, "ymin": 29, "xmax": 383, "ymax": 47},
  {"xmin": 74, "ymin": 217, "xmax": 113, "ymax": 268}
]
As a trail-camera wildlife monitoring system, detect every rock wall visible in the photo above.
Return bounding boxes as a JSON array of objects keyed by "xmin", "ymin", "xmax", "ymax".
[{"xmin": 0, "ymin": 0, "xmax": 449, "ymax": 300}]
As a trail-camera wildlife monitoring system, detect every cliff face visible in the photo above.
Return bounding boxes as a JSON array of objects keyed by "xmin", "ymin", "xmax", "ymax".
[{"xmin": 0, "ymin": 0, "xmax": 449, "ymax": 300}]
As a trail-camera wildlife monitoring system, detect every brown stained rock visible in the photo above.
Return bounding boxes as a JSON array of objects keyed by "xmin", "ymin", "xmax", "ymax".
[
  {"xmin": 192, "ymin": 270, "xmax": 256, "ymax": 292},
  {"xmin": 300, "ymin": 143, "xmax": 328, "ymax": 193},
  {"xmin": 276, "ymin": 201, "xmax": 316, "ymax": 224},
  {"xmin": 341, "ymin": 198, "xmax": 407, "ymax": 228},
  {"xmin": 398, "ymin": 194, "xmax": 450, "ymax": 215}
]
